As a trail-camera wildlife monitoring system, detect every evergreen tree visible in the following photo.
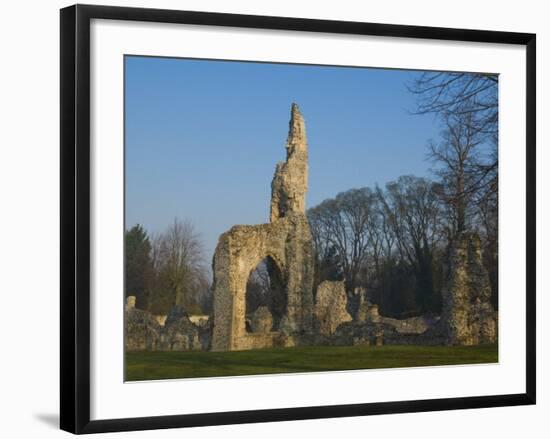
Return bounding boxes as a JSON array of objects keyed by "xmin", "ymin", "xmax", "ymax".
[{"xmin": 125, "ymin": 224, "xmax": 153, "ymax": 310}]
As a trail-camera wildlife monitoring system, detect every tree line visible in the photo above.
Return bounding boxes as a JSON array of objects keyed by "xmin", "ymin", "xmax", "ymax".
[{"xmin": 308, "ymin": 71, "xmax": 498, "ymax": 317}]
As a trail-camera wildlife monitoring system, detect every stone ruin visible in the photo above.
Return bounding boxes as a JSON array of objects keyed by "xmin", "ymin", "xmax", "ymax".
[
  {"xmin": 124, "ymin": 297, "xmax": 211, "ymax": 352},
  {"xmin": 337, "ymin": 232, "xmax": 497, "ymax": 347},
  {"xmin": 440, "ymin": 232, "xmax": 497, "ymax": 345},
  {"xmin": 211, "ymin": 104, "xmax": 315, "ymax": 351},
  {"xmin": 247, "ymin": 306, "xmax": 274, "ymax": 334},
  {"xmin": 125, "ymin": 295, "xmax": 162, "ymax": 351},
  {"xmin": 125, "ymin": 104, "xmax": 497, "ymax": 352},
  {"xmin": 355, "ymin": 294, "xmax": 381, "ymax": 324},
  {"xmin": 314, "ymin": 281, "xmax": 352, "ymax": 335}
]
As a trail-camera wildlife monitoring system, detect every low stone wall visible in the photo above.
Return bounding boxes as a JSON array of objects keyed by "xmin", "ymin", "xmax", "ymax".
[
  {"xmin": 297, "ymin": 333, "xmax": 355, "ymax": 347},
  {"xmin": 248, "ymin": 306, "xmax": 273, "ymax": 333},
  {"xmin": 125, "ymin": 298, "xmax": 211, "ymax": 352},
  {"xmin": 232, "ymin": 332, "xmax": 295, "ymax": 350},
  {"xmin": 382, "ymin": 325, "xmax": 446, "ymax": 346},
  {"xmin": 335, "ymin": 321, "xmax": 384, "ymax": 346},
  {"xmin": 310, "ymin": 314, "xmax": 442, "ymax": 347},
  {"xmin": 125, "ymin": 306, "xmax": 162, "ymax": 351},
  {"xmin": 160, "ymin": 314, "xmax": 202, "ymax": 351},
  {"xmin": 381, "ymin": 316, "xmax": 438, "ymax": 334}
]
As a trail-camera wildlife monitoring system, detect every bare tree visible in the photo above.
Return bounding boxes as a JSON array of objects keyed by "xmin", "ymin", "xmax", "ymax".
[
  {"xmin": 378, "ymin": 177, "xmax": 442, "ymax": 259},
  {"xmin": 307, "ymin": 188, "xmax": 379, "ymax": 300},
  {"xmin": 428, "ymin": 112, "xmax": 485, "ymax": 237},
  {"xmin": 410, "ymin": 71, "xmax": 499, "ymax": 306},
  {"xmin": 157, "ymin": 218, "xmax": 207, "ymax": 309},
  {"xmin": 246, "ymin": 259, "xmax": 271, "ymax": 314},
  {"xmin": 377, "ymin": 176, "xmax": 443, "ymax": 312},
  {"xmin": 410, "ymin": 71, "xmax": 499, "ymax": 232},
  {"xmin": 409, "ymin": 71, "xmax": 498, "ymax": 138}
]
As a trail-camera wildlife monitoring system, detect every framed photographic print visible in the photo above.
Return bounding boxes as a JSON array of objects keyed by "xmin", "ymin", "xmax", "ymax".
[{"xmin": 60, "ymin": 4, "xmax": 536, "ymax": 434}]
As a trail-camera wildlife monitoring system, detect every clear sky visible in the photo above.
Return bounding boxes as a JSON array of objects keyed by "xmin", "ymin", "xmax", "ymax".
[{"xmin": 125, "ymin": 56, "xmax": 441, "ymax": 262}]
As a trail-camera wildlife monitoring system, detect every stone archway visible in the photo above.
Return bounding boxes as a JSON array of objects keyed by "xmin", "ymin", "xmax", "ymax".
[{"xmin": 211, "ymin": 104, "xmax": 314, "ymax": 351}]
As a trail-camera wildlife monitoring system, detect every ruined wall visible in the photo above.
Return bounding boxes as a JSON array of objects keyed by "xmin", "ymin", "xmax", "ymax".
[
  {"xmin": 338, "ymin": 232, "xmax": 498, "ymax": 348},
  {"xmin": 333, "ymin": 233, "xmax": 497, "ymax": 348},
  {"xmin": 125, "ymin": 296, "xmax": 162, "ymax": 351},
  {"xmin": 440, "ymin": 232, "xmax": 497, "ymax": 345},
  {"xmin": 314, "ymin": 280, "xmax": 352, "ymax": 335},
  {"xmin": 381, "ymin": 316, "xmax": 434, "ymax": 334},
  {"xmin": 211, "ymin": 104, "xmax": 315, "ymax": 351},
  {"xmin": 248, "ymin": 306, "xmax": 274, "ymax": 333},
  {"xmin": 161, "ymin": 315, "xmax": 202, "ymax": 351},
  {"xmin": 125, "ymin": 299, "xmax": 212, "ymax": 352},
  {"xmin": 355, "ymin": 295, "xmax": 381, "ymax": 323}
]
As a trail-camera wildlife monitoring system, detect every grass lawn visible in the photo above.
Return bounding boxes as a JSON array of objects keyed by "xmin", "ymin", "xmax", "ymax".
[{"xmin": 125, "ymin": 344, "xmax": 498, "ymax": 381}]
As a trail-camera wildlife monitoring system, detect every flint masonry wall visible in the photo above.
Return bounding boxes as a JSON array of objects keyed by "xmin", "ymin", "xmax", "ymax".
[
  {"xmin": 440, "ymin": 232, "xmax": 497, "ymax": 345},
  {"xmin": 314, "ymin": 280, "xmax": 352, "ymax": 335}
]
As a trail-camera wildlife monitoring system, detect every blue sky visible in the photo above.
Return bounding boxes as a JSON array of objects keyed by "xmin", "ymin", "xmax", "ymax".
[{"xmin": 125, "ymin": 56, "xmax": 441, "ymax": 261}]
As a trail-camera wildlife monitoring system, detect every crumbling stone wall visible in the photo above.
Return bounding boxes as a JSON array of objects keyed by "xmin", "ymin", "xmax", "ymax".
[
  {"xmin": 314, "ymin": 280, "xmax": 352, "ymax": 335},
  {"xmin": 211, "ymin": 104, "xmax": 315, "ymax": 351},
  {"xmin": 355, "ymin": 295, "xmax": 381, "ymax": 323},
  {"xmin": 125, "ymin": 296, "xmax": 162, "ymax": 351},
  {"xmin": 340, "ymin": 232, "xmax": 498, "ymax": 348},
  {"xmin": 440, "ymin": 232, "xmax": 497, "ymax": 345},
  {"xmin": 248, "ymin": 306, "xmax": 273, "ymax": 333},
  {"xmin": 125, "ymin": 300, "xmax": 212, "ymax": 352},
  {"xmin": 335, "ymin": 321, "xmax": 384, "ymax": 346},
  {"xmin": 161, "ymin": 315, "xmax": 202, "ymax": 351},
  {"xmin": 381, "ymin": 316, "xmax": 434, "ymax": 334}
]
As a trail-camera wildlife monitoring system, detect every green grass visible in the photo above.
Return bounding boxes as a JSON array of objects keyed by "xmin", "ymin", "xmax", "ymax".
[{"xmin": 125, "ymin": 344, "xmax": 498, "ymax": 381}]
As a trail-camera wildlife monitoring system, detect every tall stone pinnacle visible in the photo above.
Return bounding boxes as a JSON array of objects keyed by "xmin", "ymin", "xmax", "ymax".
[
  {"xmin": 286, "ymin": 103, "xmax": 307, "ymax": 157},
  {"xmin": 270, "ymin": 103, "xmax": 309, "ymax": 223}
]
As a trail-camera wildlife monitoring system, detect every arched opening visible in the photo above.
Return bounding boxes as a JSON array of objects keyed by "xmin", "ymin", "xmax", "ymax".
[{"xmin": 245, "ymin": 256, "xmax": 287, "ymax": 332}]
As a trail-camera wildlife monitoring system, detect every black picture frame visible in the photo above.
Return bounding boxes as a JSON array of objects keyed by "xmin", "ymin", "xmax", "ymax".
[{"xmin": 60, "ymin": 4, "xmax": 536, "ymax": 434}]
